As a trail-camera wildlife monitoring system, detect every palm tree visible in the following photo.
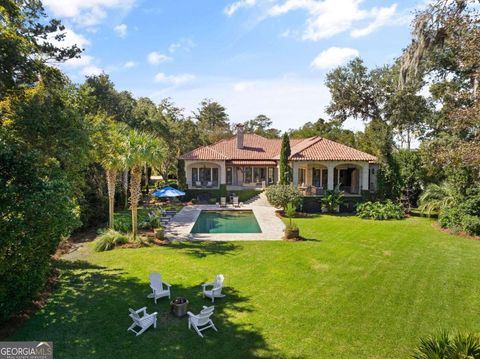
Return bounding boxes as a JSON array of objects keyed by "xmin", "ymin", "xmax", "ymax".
[
  {"xmin": 418, "ymin": 182, "xmax": 457, "ymax": 216},
  {"xmin": 125, "ymin": 129, "xmax": 164, "ymax": 239},
  {"xmin": 92, "ymin": 117, "xmax": 127, "ymax": 229}
]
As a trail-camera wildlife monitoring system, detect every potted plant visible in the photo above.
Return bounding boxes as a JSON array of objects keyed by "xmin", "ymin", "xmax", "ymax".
[
  {"xmin": 321, "ymin": 189, "xmax": 344, "ymax": 213},
  {"xmin": 283, "ymin": 202, "xmax": 300, "ymax": 240}
]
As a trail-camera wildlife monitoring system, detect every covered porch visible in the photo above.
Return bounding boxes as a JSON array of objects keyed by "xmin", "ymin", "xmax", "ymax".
[
  {"xmin": 292, "ymin": 161, "xmax": 370, "ymax": 197},
  {"xmin": 225, "ymin": 160, "xmax": 277, "ymax": 190}
]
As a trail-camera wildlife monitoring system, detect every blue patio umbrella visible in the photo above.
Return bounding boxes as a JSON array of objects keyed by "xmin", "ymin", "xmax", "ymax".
[{"xmin": 152, "ymin": 186, "xmax": 185, "ymax": 198}]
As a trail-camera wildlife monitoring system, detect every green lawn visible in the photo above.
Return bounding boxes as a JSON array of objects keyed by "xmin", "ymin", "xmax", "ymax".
[{"xmin": 9, "ymin": 216, "xmax": 480, "ymax": 358}]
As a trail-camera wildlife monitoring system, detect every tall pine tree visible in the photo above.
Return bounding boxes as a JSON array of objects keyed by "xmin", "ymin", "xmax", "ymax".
[{"xmin": 279, "ymin": 133, "xmax": 292, "ymax": 184}]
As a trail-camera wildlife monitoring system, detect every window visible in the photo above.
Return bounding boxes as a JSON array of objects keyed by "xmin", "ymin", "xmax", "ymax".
[
  {"xmin": 192, "ymin": 168, "xmax": 198, "ymax": 183},
  {"xmin": 226, "ymin": 167, "xmax": 233, "ymax": 185},
  {"xmin": 268, "ymin": 167, "xmax": 274, "ymax": 184},
  {"xmin": 298, "ymin": 168, "xmax": 306, "ymax": 185},
  {"xmin": 212, "ymin": 168, "xmax": 218, "ymax": 184},
  {"xmin": 312, "ymin": 168, "xmax": 321, "ymax": 187},
  {"xmin": 244, "ymin": 167, "xmax": 252, "ymax": 183},
  {"xmin": 253, "ymin": 168, "xmax": 266, "ymax": 183}
]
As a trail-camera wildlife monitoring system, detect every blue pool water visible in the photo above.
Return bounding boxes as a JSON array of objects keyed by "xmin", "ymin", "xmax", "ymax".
[{"xmin": 190, "ymin": 210, "xmax": 262, "ymax": 234}]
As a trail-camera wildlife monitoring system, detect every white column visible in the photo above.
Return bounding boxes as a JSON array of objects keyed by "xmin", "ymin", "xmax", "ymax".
[
  {"xmin": 292, "ymin": 161, "xmax": 299, "ymax": 186},
  {"xmin": 219, "ymin": 161, "xmax": 226, "ymax": 184},
  {"xmin": 327, "ymin": 163, "xmax": 335, "ymax": 190},
  {"xmin": 362, "ymin": 163, "xmax": 369, "ymax": 191}
]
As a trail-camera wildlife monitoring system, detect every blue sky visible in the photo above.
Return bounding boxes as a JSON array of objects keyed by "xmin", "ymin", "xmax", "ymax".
[{"xmin": 45, "ymin": 0, "xmax": 425, "ymax": 132}]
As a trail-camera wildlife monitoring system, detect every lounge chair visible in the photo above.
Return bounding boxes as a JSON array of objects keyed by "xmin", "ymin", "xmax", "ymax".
[
  {"xmin": 202, "ymin": 274, "xmax": 225, "ymax": 303},
  {"xmin": 220, "ymin": 197, "xmax": 227, "ymax": 208},
  {"xmin": 147, "ymin": 272, "xmax": 171, "ymax": 303},
  {"xmin": 187, "ymin": 306, "xmax": 217, "ymax": 338},
  {"xmin": 127, "ymin": 307, "xmax": 158, "ymax": 336},
  {"xmin": 232, "ymin": 196, "xmax": 240, "ymax": 208}
]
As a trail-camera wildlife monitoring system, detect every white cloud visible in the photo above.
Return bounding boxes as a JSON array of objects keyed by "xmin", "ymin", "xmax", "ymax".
[
  {"xmin": 154, "ymin": 72, "xmax": 196, "ymax": 85},
  {"xmin": 147, "ymin": 51, "xmax": 172, "ymax": 65},
  {"xmin": 114, "ymin": 23, "xmax": 128, "ymax": 38},
  {"xmin": 81, "ymin": 65, "xmax": 103, "ymax": 76},
  {"xmin": 224, "ymin": 0, "xmax": 257, "ymax": 16},
  {"xmin": 351, "ymin": 4, "xmax": 397, "ymax": 38},
  {"xmin": 168, "ymin": 38, "xmax": 196, "ymax": 53},
  {"xmin": 47, "ymin": 27, "xmax": 90, "ymax": 49},
  {"xmin": 311, "ymin": 47, "xmax": 359, "ymax": 69},
  {"xmin": 228, "ymin": 0, "xmax": 399, "ymax": 40},
  {"xmin": 124, "ymin": 60, "xmax": 137, "ymax": 68},
  {"xmin": 63, "ymin": 54, "xmax": 94, "ymax": 68},
  {"xmin": 42, "ymin": 0, "xmax": 136, "ymax": 26},
  {"xmin": 234, "ymin": 81, "xmax": 256, "ymax": 92}
]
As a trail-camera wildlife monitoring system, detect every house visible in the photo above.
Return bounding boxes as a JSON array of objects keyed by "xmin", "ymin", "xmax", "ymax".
[{"xmin": 179, "ymin": 124, "xmax": 378, "ymax": 196}]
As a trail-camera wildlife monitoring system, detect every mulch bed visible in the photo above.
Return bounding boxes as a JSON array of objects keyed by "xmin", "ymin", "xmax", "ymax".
[{"xmin": 432, "ymin": 221, "xmax": 480, "ymax": 241}]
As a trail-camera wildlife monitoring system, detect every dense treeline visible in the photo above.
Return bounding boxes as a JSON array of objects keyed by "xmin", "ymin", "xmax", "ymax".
[{"xmin": 1, "ymin": 0, "xmax": 479, "ymax": 323}]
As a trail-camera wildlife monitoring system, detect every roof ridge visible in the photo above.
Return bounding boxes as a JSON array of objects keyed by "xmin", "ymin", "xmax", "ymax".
[{"xmin": 289, "ymin": 136, "xmax": 323, "ymax": 157}]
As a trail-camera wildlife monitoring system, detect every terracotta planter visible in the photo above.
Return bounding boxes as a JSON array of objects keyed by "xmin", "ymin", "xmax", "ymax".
[{"xmin": 284, "ymin": 228, "xmax": 300, "ymax": 240}]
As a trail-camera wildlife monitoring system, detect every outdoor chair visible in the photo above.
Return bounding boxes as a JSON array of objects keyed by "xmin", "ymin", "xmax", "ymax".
[
  {"xmin": 202, "ymin": 274, "xmax": 225, "ymax": 303},
  {"xmin": 147, "ymin": 272, "xmax": 171, "ymax": 303},
  {"xmin": 220, "ymin": 197, "xmax": 227, "ymax": 208},
  {"xmin": 232, "ymin": 196, "xmax": 240, "ymax": 208},
  {"xmin": 187, "ymin": 306, "xmax": 218, "ymax": 338},
  {"xmin": 127, "ymin": 307, "xmax": 157, "ymax": 336},
  {"xmin": 206, "ymin": 181, "xmax": 213, "ymax": 188},
  {"xmin": 195, "ymin": 181, "xmax": 202, "ymax": 188}
]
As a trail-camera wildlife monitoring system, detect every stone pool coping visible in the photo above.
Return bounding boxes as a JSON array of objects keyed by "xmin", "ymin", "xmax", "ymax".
[{"xmin": 165, "ymin": 203, "xmax": 285, "ymax": 241}]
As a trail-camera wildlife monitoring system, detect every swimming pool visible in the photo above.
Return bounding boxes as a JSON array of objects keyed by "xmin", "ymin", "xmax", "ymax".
[{"xmin": 190, "ymin": 210, "xmax": 262, "ymax": 234}]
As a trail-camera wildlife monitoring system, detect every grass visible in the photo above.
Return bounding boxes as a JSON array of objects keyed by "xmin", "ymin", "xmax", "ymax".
[{"xmin": 8, "ymin": 216, "xmax": 480, "ymax": 358}]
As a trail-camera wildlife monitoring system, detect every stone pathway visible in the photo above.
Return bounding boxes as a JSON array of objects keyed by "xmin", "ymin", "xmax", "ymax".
[{"xmin": 165, "ymin": 193, "xmax": 284, "ymax": 241}]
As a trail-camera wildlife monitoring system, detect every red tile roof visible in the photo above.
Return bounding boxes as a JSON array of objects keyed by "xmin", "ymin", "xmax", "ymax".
[
  {"xmin": 180, "ymin": 134, "xmax": 377, "ymax": 162},
  {"xmin": 290, "ymin": 137, "xmax": 377, "ymax": 161}
]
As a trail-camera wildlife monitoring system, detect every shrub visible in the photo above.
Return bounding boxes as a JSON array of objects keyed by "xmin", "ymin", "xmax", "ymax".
[
  {"xmin": 114, "ymin": 217, "xmax": 132, "ymax": 233},
  {"xmin": 461, "ymin": 215, "xmax": 480, "ymax": 236},
  {"xmin": 356, "ymin": 200, "xmax": 404, "ymax": 220},
  {"xmin": 321, "ymin": 190, "xmax": 344, "ymax": 213},
  {"xmin": 412, "ymin": 331, "xmax": 480, "ymax": 359},
  {"xmin": 94, "ymin": 230, "xmax": 129, "ymax": 252},
  {"xmin": 0, "ymin": 143, "xmax": 81, "ymax": 322},
  {"xmin": 439, "ymin": 206, "xmax": 463, "ymax": 231},
  {"xmin": 265, "ymin": 185, "xmax": 302, "ymax": 210}
]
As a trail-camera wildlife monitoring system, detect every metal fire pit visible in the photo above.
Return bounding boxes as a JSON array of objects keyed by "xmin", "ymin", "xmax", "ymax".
[{"xmin": 171, "ymin": 297, "xmax": 189, "ymax": 317}]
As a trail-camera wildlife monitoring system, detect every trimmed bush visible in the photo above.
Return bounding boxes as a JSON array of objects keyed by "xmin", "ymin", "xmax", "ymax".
[
  {"xmin": 94, "ymin": 230, "xmax": 129, "ymax": 252},
  {"xmin": 265, "ymin": 185, "xmax": 302, "ymax": 210},
  {"xmin": 356, "ymin": 200, "xmax": 404, "ymax": 220}
]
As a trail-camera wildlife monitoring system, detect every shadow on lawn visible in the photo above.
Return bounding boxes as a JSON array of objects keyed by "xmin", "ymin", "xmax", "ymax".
[
  {"xmin": 11, "ymin": 259, "xmax": 286, "ymax": 359},
  {"xmin": 163, "ymin": 241, "xmax": 241, "ymax": 258}
]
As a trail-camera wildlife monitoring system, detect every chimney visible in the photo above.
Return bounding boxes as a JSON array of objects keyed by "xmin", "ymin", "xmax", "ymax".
[{"xmin": 236, "ymin": 123, "xmax": 244, "ymax": 149}]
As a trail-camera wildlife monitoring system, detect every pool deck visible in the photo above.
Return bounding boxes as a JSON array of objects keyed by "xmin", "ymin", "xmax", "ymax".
[{"xmin": 165, "ymin": 193, "xmax": 284, "ymax": 241}]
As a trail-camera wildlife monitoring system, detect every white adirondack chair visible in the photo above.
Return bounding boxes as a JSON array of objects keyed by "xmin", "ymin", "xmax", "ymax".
[
  {"xmin": 220, "ymin": 197, "xmax": 227, "ymax": 208},
  {"xmin": 127, "ymin": 307, "xmax": 158, "ymax": 336},
  {"xmin": 202, "ymin": 274, "xmax": 225, "ymax": 303},
  {"xmin": 147, "ymin": 272, "xmax": 171, "ymax": 303},
  {"xmin": 187, "ymin": 306, "xmax": 218, "ymax": 338},
  {"xmin": 232, "ymin": 196, "xmax": 240, "ymax": 208}
]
